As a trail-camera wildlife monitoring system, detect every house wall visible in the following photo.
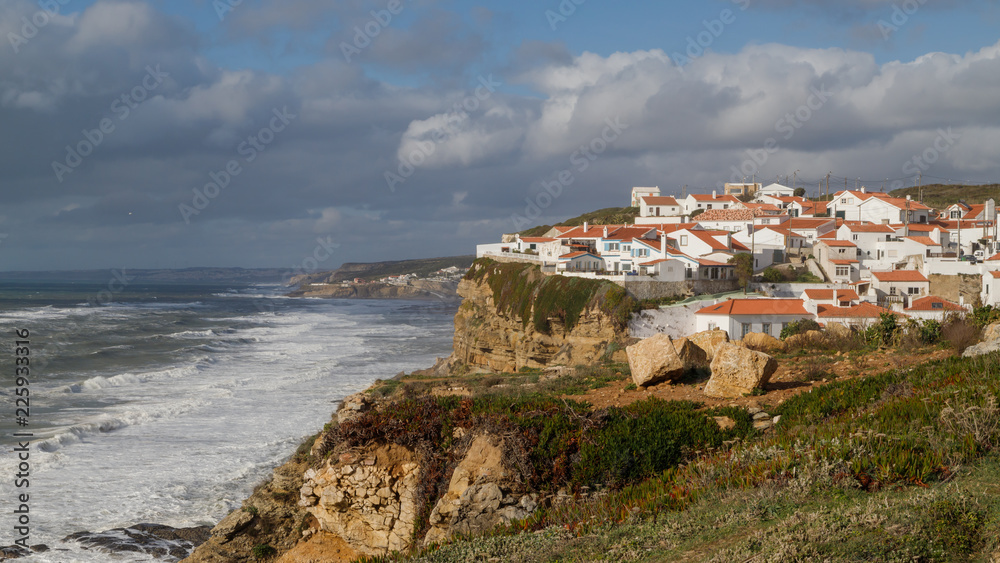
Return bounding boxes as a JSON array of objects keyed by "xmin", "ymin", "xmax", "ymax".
[
  {"xmin": 624, "ymin": 279, "xmax": 740, "ymax": 301},
  {"xmin": 695, "ymin": 313, "xmax": 812, "ymax": 338}
]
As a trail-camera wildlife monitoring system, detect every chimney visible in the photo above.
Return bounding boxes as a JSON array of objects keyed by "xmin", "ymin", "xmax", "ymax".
[
  {"xmin": 603, "ymin": 227, "xmax": 608, "ymax": 237},
  {"xmin": 860, "ymin": 186, "xmax": 866, "ymax": 194},
  {"xmin": 906, "ymin": 195, "xmax": 911, "ymax": 201},
  {"xmin": 712, "ymin": 190, "xmax": 717, "ymax": 199},
  {"xmin": 583, "ymin": 221, "xmax": 588, "ymax": 232}
]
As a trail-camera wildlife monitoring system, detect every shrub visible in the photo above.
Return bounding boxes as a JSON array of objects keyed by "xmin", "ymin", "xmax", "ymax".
[
  {"xmin": 251, "ymin": 544, "xmax": 276, "ymax": 560},
  {"xmin": 761, "ymin": 267, "xmax": 784, "ymax": 283},
  {"xmin": 942, "ymin": 316, "xmax": 979, "ymax": 353},
  {"xmin": 970, "ymin": 305, "xmax": 1000, "ymax": 329},
  {"xmin": 780, "ymin": 319, "xmax": 821, "ymax": 340}
]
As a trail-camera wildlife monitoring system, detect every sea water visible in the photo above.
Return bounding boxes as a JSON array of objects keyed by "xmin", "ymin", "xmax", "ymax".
[{"xmin": 0, "ymin": 280, "xmax": 457, "ymax": 561}]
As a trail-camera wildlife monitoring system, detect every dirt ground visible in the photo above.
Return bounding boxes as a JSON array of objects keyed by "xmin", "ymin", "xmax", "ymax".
[{"xmin": 564, "ymin": 347, "xmax": 955, "ymax": 410}]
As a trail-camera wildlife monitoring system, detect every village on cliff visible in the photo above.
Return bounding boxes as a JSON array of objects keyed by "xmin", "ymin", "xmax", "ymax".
[{"xmin": 477, "ymin": 183, "xmax": 1000, "ymax": 339}]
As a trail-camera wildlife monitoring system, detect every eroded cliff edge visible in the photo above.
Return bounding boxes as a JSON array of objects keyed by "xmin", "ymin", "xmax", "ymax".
[
  {"xmin": 449, "ymin": 258, "xmax": 634, "ymax": 373},
  {"xmin": 182, "ymin": 259, "xmax": 637, "ymax": 562}
]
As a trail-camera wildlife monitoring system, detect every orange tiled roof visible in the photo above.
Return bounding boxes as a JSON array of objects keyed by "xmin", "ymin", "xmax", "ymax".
[{"xmin": 696, "ymin": 299, "xmax": 810, "ymax": 316}]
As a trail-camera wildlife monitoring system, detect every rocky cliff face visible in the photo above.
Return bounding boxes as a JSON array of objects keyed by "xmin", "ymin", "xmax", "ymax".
[{"xmin": 451, "ymin": 260, "xmax": 632, "ymax": 373}]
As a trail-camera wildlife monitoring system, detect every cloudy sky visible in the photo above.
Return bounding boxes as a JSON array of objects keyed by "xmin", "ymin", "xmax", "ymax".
[{"xmin": 1, "ymin": 0, "xmax": 999, "ymax": 271}]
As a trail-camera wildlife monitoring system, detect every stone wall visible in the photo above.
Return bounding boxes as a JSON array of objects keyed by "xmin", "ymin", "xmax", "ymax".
[{"xmin": 624, "ymin": 279, "xmax": 740, "ymax": 301}]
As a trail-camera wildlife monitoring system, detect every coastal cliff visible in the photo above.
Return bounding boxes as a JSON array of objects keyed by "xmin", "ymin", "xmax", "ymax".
[
  {"xmin": 287, "ymin": 279, "xmax": 459, "ymax": 300},
  {"xmin": 450, "ymin": 258, "xmax": 635, "ymax": 373}
]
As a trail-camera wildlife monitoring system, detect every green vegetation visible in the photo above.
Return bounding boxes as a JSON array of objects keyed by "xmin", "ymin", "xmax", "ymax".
[
  {"xmin": 465, "ymin": 258, "xmax": 637, "ymax": 333},
  {"xmin": 728, "ymin": 253, "xmax": 753, "ymax": 291},
  {"xmin": 779, "ymin": 318, "xmax": 821, "ymax": 339},
  {"xmin": 517, "ymin": 207, "xmax": 640, "ymax": 238},
  {"xmin": 890, "ymin": 183, "xmax": 1000, "ymax": 211},
  {"xmin": 251, "ymin": 543, "xmax": 276, "ymax": 559},
  {"xmin": 362, "ymin": 350, "xmax": 1000, "ymax": 563}
]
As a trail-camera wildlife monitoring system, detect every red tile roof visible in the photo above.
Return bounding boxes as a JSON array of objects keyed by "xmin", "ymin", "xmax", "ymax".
[
  {"xmin": 804, "ymin": 289, "xmax": 860, "ymax": 301},
  {"xmin": 905, "ymin": 296, "xmax": 964, "ymax": 312},
  {"xmin": 696, "ymin": 299, "xmax": 811, "ymax": 316},
  {"xmin": 520, "ymin": 237, "xmax": 556, "ymax": 243},
  {"xmin": 986, "ymin": 252, "xmax": 1000, "ymax": 262},
  {"xmin": 844, "ymin": 223, "xmax": 896, "ymax": 233},
  {"xmin": 817, "ymin": 302, "xmax": 905, "ymax": 319},
  {"xmin": 822, "ymin": 240, "xmax": 858, "ymax": 247},
  {"xmin": 872, "ymin": 270, "xmax": 929, "ymax": 282},
  {"xmin": 689, "ymin": 194, "xmax": 741, "ymax": 202},
  {"xmin": 904, "ymin": 236, "xmax": 939, "ymax": 246},
  {"xmin": 789, "ymin": 218, "xmax": 836, "ymax": 229},
  {"xmin": 641, "ymin": 196, "xmax": 680, "ymax": 206},
  {"xmin": 559, "ymin": 251, "xmax": 599, "ymax": 260},
  {"xmin": 830, "ymin": 259, "xmax": 859, "ymax": 265},
  {"xmin": 861, "ymin": 197, "xmax": 931, "ymax": 211},
  {"xmin": 990, "ymin": 271, "xmax": 1000, "ymax": 279}
]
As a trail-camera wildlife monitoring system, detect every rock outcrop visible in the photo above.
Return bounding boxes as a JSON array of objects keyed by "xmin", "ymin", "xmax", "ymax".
[
  {"xmin": 423, "ymin": 435, "xmax": 536, "ymax": 546},
  {"xmin": 297, "ymin": 445, "xmax": 422, "ymax": 557},
  {"xmin": 964, "ymin": 321, "xmax": 1000, "ymax": 357},
  {"xmin": 287, "ymin": 279, "xmax": 458, "ymax": 300},
  {"xmin": 452, "ymin": 261, "xmax": 630, "ymax": 373},
  {"xmin": 626, "ymin": 334, "xmax": 686, "ymax": 387},
  {"xmin": 704, "ymin": 343, "xmax": 778, "ymax": 398}
]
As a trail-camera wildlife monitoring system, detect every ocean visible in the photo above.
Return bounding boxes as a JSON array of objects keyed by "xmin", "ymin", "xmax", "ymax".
[{"xmin": 0, "ymin": 280, "xmax": 458, "ymax": 561}]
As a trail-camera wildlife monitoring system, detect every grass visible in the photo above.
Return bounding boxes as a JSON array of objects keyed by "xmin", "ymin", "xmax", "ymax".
[
  {"xmin": 889, "ymin": 183, "xmax": 1000, "ymax": 211},
  {"xmin": 356, "ymin": 350, "xmax": 1000, "ymax": 563}
]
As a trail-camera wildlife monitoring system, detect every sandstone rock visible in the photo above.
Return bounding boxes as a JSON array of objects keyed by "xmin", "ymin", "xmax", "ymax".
[
  {"xmin": 452, "ymin": 271, "xmax": 624, "ymax": 373},
  {"xmin": 423, "ymin": 435, "xmax": 534, "ymax": 547},
  {"xmin": 825, "ymin": 323, "xmax": 852, "ymax": 339},
  {"xmin": 211, "ymin": 510, "xmax": 254, "ymax": 543},
  {"xmin": 276, "ymin": 531, "xmax": 359, "ymax": 563},
  {"xmin": 982, "ymin": 321, "xmax": 1000, "ymax": 343},
  {"xmin": 300, "ymin": 444, "xmax": 422, "ymax": 557},
  {"xmin": 962, "ymin": 339, "xmax": 1000, "ymax": 358},
  {"xmin": 626, "ymin": 334, "xmax": 686, "ymax": 387},
  {"xmin": 670, "ymin": 337, "xmax": 709, "ymax": 368},
  {"xmin": 741, "ymin": 332, "xmax": 786, "ymax": 353},
  {"xmin": 704, "ymin": 343, "xmax": 778, "ymax": 398},
  {"xmin": 784, "ymin": 329, "xmax": 825, "ymax": 349},
  {"xmin": 337, "ymin": 393, "xmax": 371, "ymax": 424},
  {"xmin": 688, "ymin": 329, "xmax": 730, "ymax": 362},
  {"xmin": 752, "ymin": 411, "xmax": 771, "ymax": 421},
  {"xmin": 713, "ymin": 416, "xmax": 736, "ymax": 430}
]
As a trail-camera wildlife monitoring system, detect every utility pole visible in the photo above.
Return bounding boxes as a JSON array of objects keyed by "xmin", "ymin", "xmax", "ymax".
[
  {"xmin": 918, "ymin": 171, "xmax": 923, "ymax": 203},
  {"xmin": 826, "ymin": 172, "xmax": 831, "ymax": 201},
  {"xmin": 682, "ymin": 184, "xmax": 687, "ymax": 198}
]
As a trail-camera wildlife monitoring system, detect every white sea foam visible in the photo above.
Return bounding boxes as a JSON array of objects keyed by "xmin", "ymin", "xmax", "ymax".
[{"xmin": 0, "ymin": 293, "xmax": 456, "ymax": 562}]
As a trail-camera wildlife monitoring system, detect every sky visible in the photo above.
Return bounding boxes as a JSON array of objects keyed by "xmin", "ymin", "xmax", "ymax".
[{"xmin": 1, "ymin": 0, "xmax": 1000, "ymax": 271}]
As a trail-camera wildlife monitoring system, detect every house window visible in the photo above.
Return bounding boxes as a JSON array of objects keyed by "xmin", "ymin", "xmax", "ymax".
[
  {"xmin": 708, "ymin": 322, "xmax": 717, "ymax": 330},
  {"xmin": 741, "ymin": 323, "xmax": 751, "ymax": 338},
  {"xmin": 836, "ymin": 266, "xmax": 849, "ymax": 276},
  {"xmin": 648, "ymin": 207, "xmax": 654, "ymax": 215},
  {"xmin": 686, "ymin": 268, "xmax": 693, "ymax": 279},
  {"xmin": 852, "ymin": 234, "xmax": 858, "ymax": 241},
  {"xmin": 762, "ymin": 323, "xmax": 771, "ymax": 336},
  {"xmin": 680, "ymin": 235, "xmax": 688, "ymax": 246},
  {"xmin": 908, "ymin": 287, "xmax": 920, "ymax": 295},
  {"xmin": 890, "ymin": 286, "xmax": 897, "ymax": 295},
  {"xmin": 932, "ymin": 302, "xmax": 944, "ymax": 309}
]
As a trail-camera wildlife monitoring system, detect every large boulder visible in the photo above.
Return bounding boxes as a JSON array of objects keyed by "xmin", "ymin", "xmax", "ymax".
[
  {"xmin": 741, "ymin": 332, "xmax": 786, "ymax": 353},
  {"xmin": 784, "ymin": 329, "xmax": 825, "ymax": 350},
  {"xmin": 670, "ymin": 337, "xmax": 709, "ymax": 368},
  {"xmin": 982, "ymin": 321, "xmax": 1000, "ymax": 343},
  {"xmin": 962, "ymin": 339, "xmax": 1000, "ymax": 358},
  {"xmin": 626, "ymin": 334, "xmax": 686, "ymax": 387},
  {"xmin": 688, "ymin": 329, "xmax": 730, "ymax": 362},
  {"xmin": 705, "ymin": 343, "xmax": 778, "ymax": 398}
]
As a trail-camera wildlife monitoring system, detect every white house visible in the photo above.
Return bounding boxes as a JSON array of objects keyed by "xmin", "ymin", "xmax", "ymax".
[
  {"xmin": 682, "ymin": 193, "xmax": 743, "ymax": 215},
  {"xmin": 828, "ymin": 189, "xmax": 881, "ymax": 221},
  {"xmin": 557, "ymin": 251, "xmax": 604, "ymax": 272},
  {"xmin": 631, "ymin": 187, "xmax": 660, "ymax": 207},
  {"xmin": 983, "ymin": 271, "xmax": 1000, "ymax": 307},
  {"xmin": 817, "ymin": 302, "xmax": 905, "ymax": 328},
  {"xmin": 857, "ymin": 196, "xmax": 931, "ymax": 225},
  {"xmin": 800, "ymin": 288, "xmax": 860, "ymax": 315},
  {"xmin": 789, "ymin": 199, "xmax": 829, "ymax": 218},
  {"xmin": 904, "ymin": 296, "xmax": 966, "ymax": 321},
  {"xmin": 758, "ymin": 183, "xmax": 795, "ymax": 197},
  {"xmin": 838, "ymin": 223, "xmax": 896, "ymax": 261},
  {"xmin": 636, "ymin": 195, "xmax": 683, "ymax": 223},
  {"xmin": 870, "ymin": 270, "xmax": 930, "ymax": 304},
  {"xmin": 815, "ymin": 239, "xmax": 861, "ymax": 282},
  {"xmin": 694, "ymin": 298, "xmax": 813, "ymax": 339},
  {"xmin": 788, "ymin": 218, "xmax": 837, "ymax": 244}
]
